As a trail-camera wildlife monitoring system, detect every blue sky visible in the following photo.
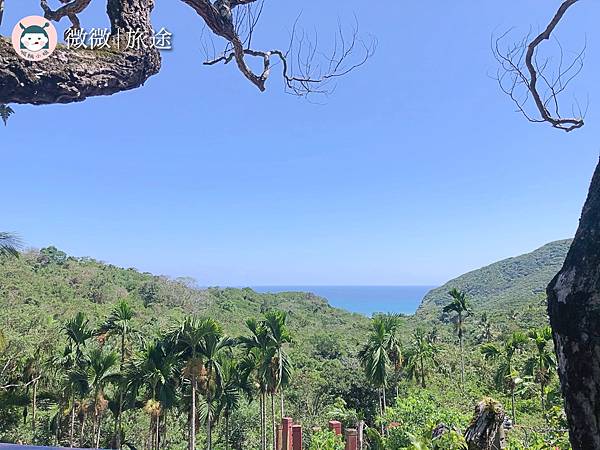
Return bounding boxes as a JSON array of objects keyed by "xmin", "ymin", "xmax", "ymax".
[{"xmin": 2, "ymin": 1, "xmax": 600, "ymax": 286}]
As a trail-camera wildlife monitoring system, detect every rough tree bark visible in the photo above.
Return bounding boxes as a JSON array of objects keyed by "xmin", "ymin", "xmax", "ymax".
[
  {"xmin": 1, "ymin": 0, "xmax": 372, "ymax": 106},
  {"xmin": 0, "ymin": 0, "xmax": 160, "ymax": 105},
  {"xmin": 464, "ymin": 399, "xmax": 506, "ymax": 450},
  {"xmin": 547, "ymin": 159, "xmax": 600, "ymax": 450}
]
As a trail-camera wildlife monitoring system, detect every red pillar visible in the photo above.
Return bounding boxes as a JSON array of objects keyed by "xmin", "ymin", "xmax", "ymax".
[
  {"xmin": 328, "ymin": 421, "xmax": 342, "ymax": 435},
  {"xmin": 292, "ymin": 424, "xmax": 303, "ymax": 450},
  {"xmin": 281, "ymin": 417, "xmax": 293, "ymax": 450},
  {"xmin": 345, "ymin": 429, "xmax": 358, "ymax": 450}
]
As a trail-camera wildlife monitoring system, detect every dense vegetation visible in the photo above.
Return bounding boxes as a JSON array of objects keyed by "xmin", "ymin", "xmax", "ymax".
[
  {"xmin": 0, "ymin": 242, "xmax": 572, "ymax": 449},
  {"xmin": 416, "ymin": 240, "xmax": 571, "ymax": 328}
]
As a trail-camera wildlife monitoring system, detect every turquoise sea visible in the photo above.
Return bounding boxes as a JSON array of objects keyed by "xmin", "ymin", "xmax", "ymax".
[{"xmin": 252, "ymin": 286, "xmax": 436, "ymax": 316}]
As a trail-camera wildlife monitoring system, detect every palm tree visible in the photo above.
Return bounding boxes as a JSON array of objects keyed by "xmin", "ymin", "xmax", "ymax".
[
  {"xmin": 359, "ymin": 317, "xmax": 390, "ymax": 423},
  {"xmin": 239, "ymin": 318, "xmax": 272, "ymax": 450},
  {"xmin": 64, "ymin": 313, "xmax": 94, "ymax": 362},
  {"xmin": 382, "ymin": 314, "xmax": 403, "ymax": 401},
  {"xmin": 83, "ymin": 348, "xmax": 120, "ymax": 449},
  {"xmin": 64, "ymin": 365, "xmax": 90, "ymax": 448},
  {"xmin": 129, "ymin": 338, "xmax": 179, "ymax": 450},
  {"xmin": 443, "ymin": 288, "xmax": 471, "ymax": 387},
  {"xmin": 195, "ymin": 319, "xmax": 234, "ymax": 450},
  {"xmin": 98, "ymin": 299, "xmax": 135, "ymax": 449},
  {"xmin": 481, "ymin": 331, "xmax": 527, "ymax": 423},
  {"xmin": 170, "ymin": 317, "xmax": 210, "ymax": 450},
  {"xmin": 263, "ymin": 311, "xmax": 292, "ymax": 450},
  {"xmin": 23, "ymin": 353, "xmax": 42, "ymax": 439},
  {"xmin": 215, "ymin": 359, "xmax": 247, "ymax": 450},
  {"xmin": 0, "ymin": 232, "xmax": 21, "ymax": 257},
  {"xmin": 62, "ymin": 312, "xmax": 93, "ymax": 446},
  {"xmin": 525, "ymin": 326, "xmax": 555, "ymax": 421},
  {"xmin": 263, "ymin": 311, "xmax": 292, "ymax": 418},
  {"xmin": 404, "ymin": 328, "xmax": 438, "ymax": 389},
  {"xmin": 476, "ymin": 313, "xmax": 494, "ymax": 343}
]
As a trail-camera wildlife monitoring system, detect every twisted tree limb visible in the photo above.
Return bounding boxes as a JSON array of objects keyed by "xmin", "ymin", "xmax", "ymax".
[
  {"xmin": 1, "ymin": 0, "xmax": 372, "ymax": 106},
  {"xmin": 0, "ymin": 0, "xmax": 160, "ymax": 105},
  {"xmin": 494, "ymin": 0, "xmax": 584, "ymax": 132}
]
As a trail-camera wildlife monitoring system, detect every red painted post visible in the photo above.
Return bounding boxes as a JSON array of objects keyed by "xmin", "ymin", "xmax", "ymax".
[
  {"xmin": 292, "ymin": 424, "xmax": 303, "ymax": 450},
  {"xmin": 344, "ymin": 429, "xmax": 358, "ymax": 450},
  {"xmin": 328, "ymin": 421, "xmax": 342, "ymax": 435},
  {"xmin": 281, "ymin": 417, "xmax": 293, "ymax": 450}
]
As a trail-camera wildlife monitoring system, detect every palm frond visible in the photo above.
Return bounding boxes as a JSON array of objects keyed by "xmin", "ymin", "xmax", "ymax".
[
  {"xmin": 0, "ymin": 232, "xmax": 22, "ymax": 257},
  {"xmin": 0, "ymin": 104, "xmax": 14, "ymax": 126}
]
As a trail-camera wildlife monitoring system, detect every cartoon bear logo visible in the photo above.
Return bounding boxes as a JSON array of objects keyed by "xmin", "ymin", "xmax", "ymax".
[
  {"xmin": 19, "ymin": 22, "xmax": 50, "ymax": 52},
  {"xmin": 11, "ymin": 16, "xmax": 57, "ymax": 61}
]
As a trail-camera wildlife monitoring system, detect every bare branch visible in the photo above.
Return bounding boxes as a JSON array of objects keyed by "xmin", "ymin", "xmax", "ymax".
[
  {"xmin": 40, "ymin": 0, "xmax": 92, "ymax": 29},
  {"xmin": 201, "ymin": 11, "xmax": 376, "ymax": 97},
  {"xmin": 493, "ymin": 0, "xmax": 585, "ymax": 132},
  {"xmin": 0, "ymin": 0, "xmax": 5, "ymax": 28},
  {"xmin": 0, "ymin": 0, "xmax": 372, "ymax": 105}
]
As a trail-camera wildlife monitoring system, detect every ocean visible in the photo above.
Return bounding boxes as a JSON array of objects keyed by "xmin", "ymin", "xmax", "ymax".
[{"xmin": 251, "ymin": 285, "xmax": 436, "ymax": 316}]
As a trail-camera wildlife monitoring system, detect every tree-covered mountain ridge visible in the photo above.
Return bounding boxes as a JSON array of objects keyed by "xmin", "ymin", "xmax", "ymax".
[
  {"xmin": 0, "ymin": 242, "xmax": 575, "ymax": 449},
  {"xmin": 416, "ymin": 239, "xmax": 572, "ymax": 319},
  {"xmin": 0, "ymin": 247, "xmax": 371, "ymax": 360}
]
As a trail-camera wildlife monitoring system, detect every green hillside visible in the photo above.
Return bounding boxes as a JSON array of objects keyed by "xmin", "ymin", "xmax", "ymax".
[
  {"xmin": 415, "ymin": 239, "xmax": 571, "ymax": 323},
  {"xmin": 0, "ymin": 247, "xmax": 370, "ymax": 359},
  {"xmin": 0, "ymin": 243, "xmax": 574, "ymax": 449}
]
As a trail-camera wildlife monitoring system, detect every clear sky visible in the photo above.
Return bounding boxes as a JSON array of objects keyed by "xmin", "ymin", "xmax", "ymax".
[{"xmin": 2, "ymin": 1, "xmax": 600, "ymax": 286}]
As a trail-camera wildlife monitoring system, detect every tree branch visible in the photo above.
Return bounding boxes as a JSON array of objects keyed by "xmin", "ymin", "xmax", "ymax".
[
  {"xmin": 0, "ymin": 0, "xmax": 372, "ymax": 105},
  {"xmin": 493, "ymin": 0, "xmax": 585, "ymax": 132},
  {"xmin": 0, "ymin": 0, "xmax": 160, "ymax": 105}
]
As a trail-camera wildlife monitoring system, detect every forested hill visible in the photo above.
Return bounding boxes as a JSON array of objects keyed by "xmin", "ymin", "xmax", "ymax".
[
  {"xmin": 0, "ymin": 247, "xmax": 370, "ymax": 356},
  {"xmin": 415, "ymin": 239, "xmax": 572, "ymax": 321}
]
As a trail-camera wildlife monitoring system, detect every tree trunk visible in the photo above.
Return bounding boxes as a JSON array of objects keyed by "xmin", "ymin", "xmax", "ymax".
[
  {"xmin": 420, "ymin": 356, "xmax": 426, "ymax": 389},
  {"xmin": 190, "ymin": 381, "xmax": 196, "ymax": 450},
  {"xmin": 464, "ymin": 399, "xmax": 506, "ymax": 450},
  {"xmin": 541, "ymin": 378, "xmax": 547, "ymax": 424},
  {"xmin": 96, "ymin": 414, "xmax": 103, "ymax": 449},
  {"xmin": 280, "ymin": 389, "xmax": 285, "ymax": 419},
  {"xmin": 271, "ymin": 394, "xmax": 276, "ymax": 450},
  {"xmin": 80, "ymin": 414, "xmax": 86, "ymax": 446},
  {"xmin": 70, "ymin": 397, "xmax": 76, "ymax": 448},
  {"xmin": 263, "ymin": 392, "xmax": 268, "ymax": 450},
  {"xmin": 0, "ymin": 0, "xmax": 160, "ymax": 105},
  {"xmin": 92, "ymin": 415, "xmax": 98, "ymax": 449},
  {"xmin": 510, "ymin": 388, "xmax": 516, "ymax": 425},
  {"xmin": 207, "ymin": 404, "xmax": 212, "ymax": 450},
  {"xmin": 32, "ymin": 380, "xmax": 38, "ymax": 437},
  {"xmin": 116, "ymin": 393, "xmax": 123, "ymax": 449},
  {"xmin": 547, "ymin": 159, "xmax": 600, "ymax": 450},
  {"xmin": 225, "ymin": 414, "xmax": 230, "ymax": 450},
  {"xmin": 259, "ymin": 394, "xmax": 264, "ymax": 450},
  {"xmin": 459, "ymin": 315, "xmax": 465, "ymax": 387},
  {"xmin": 378, "ymin": 389, "xmax": 384, "ymax": 436},
  {"xmin": 155, "ymin": 414, "xmax": 159, "ymax": 450}
]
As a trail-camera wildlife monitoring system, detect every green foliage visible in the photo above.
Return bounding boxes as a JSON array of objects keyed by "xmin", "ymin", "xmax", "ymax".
[
  {"xmin": 382, "ymin": 389, "xmax": 467, "ymax": 448},
  {"xmin": 0, "ymin": 104, "xmax": 14, "ymax": 126},
  {"xmin": 308, "ymin": 429, "xmax": 344, "ymax": 450},
  {"xmin": 404, "ymin": 329, "xmax": 439, "ymax": 389},
  {"xmin": 406, "ymin": 429, "xmax": 467, "ymax": 450},
  {"xmin": 417, "ymin": 240, "xmax": 571, "ymax": 324},
  {"xmin": 38, "ymin": 246, "xmax": 67, "ymax": 265},
  {"xmin": 0, "ymin": 232, "xmax": 21, "ymax": 257},
  {"xmin": 0, "ymin": 244, "xmax": 571, "ymax": 450}
]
